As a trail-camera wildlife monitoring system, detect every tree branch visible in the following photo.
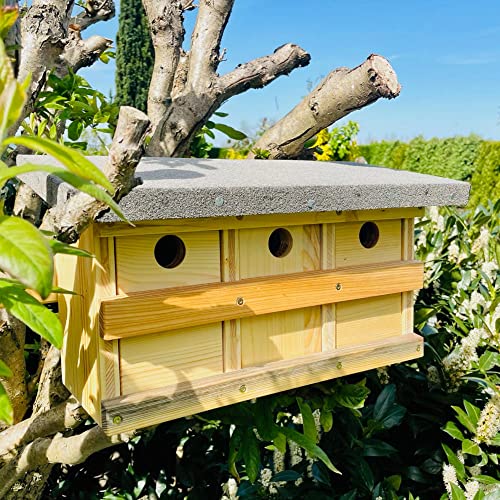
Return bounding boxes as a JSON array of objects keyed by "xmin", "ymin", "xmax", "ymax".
[
  {"xmin": 70, "ymin": 0, "xmax": 115, "ymax": 31},
  {"xmin": 142, "ymin": 0, "xmax": 186, "ymax": 127},
  {"xmin": 40, "ymin": 106, "xmax": 150, "ymax": 243},
  {"xmin": 249, "ymin": 54, "xmax": 401, "ymax": 159},
  {"xmin": 187, "ymin": 0, "xmax": 234, "ymax": 91},
  {"xmin": 147, "ymin": 43, "xmax": 310, "ymax": 157}
]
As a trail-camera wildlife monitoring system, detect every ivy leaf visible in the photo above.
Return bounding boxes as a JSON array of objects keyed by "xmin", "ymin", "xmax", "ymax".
[
  {"xmin": 0, "ymin": 279, "xmax": 62, "ymax": 348},
  {"xmin": 297, "ymin": 398, "xmax": 317, "ymax": 443},
  {"xmin": 6, "ymin": 136, "xmax": 114, "ymax": 192},
  {"xmin": 278, "ymin": 426, "xmax": 341, "ymax": 474},
  {"xmin": 0, "ymin": 381, "xmax": 13, "ymax": 425},
  {"xmin": 241, "ymin": 428, "xmax": 260, "ymax": 483},
  {"xmin": 0, "ymin": 216, "xmax": 53, "ymax": 299},
  {"xmin": 0, "ymin": 359, "xmax": 12, "ymax": 378}
]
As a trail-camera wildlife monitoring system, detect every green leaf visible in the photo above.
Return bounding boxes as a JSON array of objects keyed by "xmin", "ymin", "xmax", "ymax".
[
  {"xmin": 0, "ymin": 359, "xmax": 12, "ymax": 378},
  {"xmin": 271, "ymin": 470, "xmax": 301, "ymax": 482},
  {"xmin": 362, "ymin": 439, "xmax": 398, "ymax": 457},
  {"xmin": 253, "ymin": 399, "xmax": 277, "ymax": 441},
  {"xmin": 297, "ymin": 398, "xmax": 317, "ymax": 443},
  {"xmin": 67, "ymin": 120, "xmax": 84, "ymax": 141},
  {"xmin": 241, "ymin": 428, "xmax": 260, "ymax": 483},
  {"xmin": 228, "ymin": 426, "xmax": 242, "ymax": 480},
  {"xmin": 443, "ymin": 421, "xmax": 465, "ymax": 441},
  {"xmin": 6, "ymin": 136, "xmax": 114, "ymax": 192},
  {"xmin": 273, "ymin": 432, "xmax": 286, "ymax": 454},
  {"xmin": 278, "ymin": 426, "xmax": 341, "ymax": 474},
  {"xmin": 334, "ymin": 382, "xmax": 370, "ymax": 409},
  {"xmin": 442, "ymin": 444, "xmax": 466, "ymax": 480},
  {"xmin": 386, "ymin": 475, "xmax": 402, "ymax": 491},
  {"xmin": 320, "ymin": 409, "xmax": 333, "ymax": 433},
  {"xmin": 0, "ymin": 7, "xmax": 19, "ymax": 40},
  {"xmin": 464, "ymin": 401, "xmax": 481, "ymax": 426},
  {"xmin": 213, "ymin": 123, "xmax": 247, "ymax": 140},
  {"xmin": 473, "ymin": 475, "xmax": 500, "ymax": 485},
  {"xmin": 47, "ymin": 238, "xmax": 93, "ymax": 258},
  {"xmin": 373, "ymin": 384, "xmax": 406, "ymax": 429},
  {"xmin": 214, "ymin": 111, "xmax": 229, "ymax": 117},
  {"xmin": 450, "ymin": 483, "xmax": 466, "ymax": 500},
  {"xmin": 462, "ymin": 439, "xmax": 481, "ymax": 456},
  {"xmin": 0, "ymin": 381, "xmax": 13, "ymax": 425},
  {"xmin": 478, "ymin": 352, "xmax": 499, "ymax": 371},
  {"xmin": 0, "ymin": 216, "xmax": 53, "ymax": 298},
  {"xmin": 0, "ymin": 279, "xmax": 62, "ymax": 348},
  {"xmin": 452, "ymin": 406, "xmax": 476, "ymax": 434}
]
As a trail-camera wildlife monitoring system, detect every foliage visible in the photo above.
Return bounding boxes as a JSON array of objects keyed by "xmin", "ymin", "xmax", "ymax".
[
  {"xmin": 310, "ymin": 121, "xmax": 361, "ymax": 161},
  {"xmin": 22, "ymin": 71, "xmax": 119, "ymax": 151},
  {"xmin": 115, "ymin": 0, "xmax": 154, "ymax": 113},
  {"xmin": 359, "ymin": 136, "xmax": 500, "ymax": 209},
  {"xmin": 0, "ymin": 11, "xmax": 123, "ymax": 425}
]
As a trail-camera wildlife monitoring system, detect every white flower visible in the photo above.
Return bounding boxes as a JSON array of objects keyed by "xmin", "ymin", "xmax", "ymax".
[
  {"xmin": 474, "ymin": 393, "xmax": 500, "ymax": 445},
  {"xmin": 273, "ymin": 447, "xmax": 285, "ymax": 473},
  {"xmin": 377, "ymin": 366, "xmax": 390, "ymax": 385},
  {"xmin": 289, "ymin": 440, "xmax": 303, "ymax": 466},
  {"xmin": 427, "ymin": 365, "xmax": 440, "ymax": 385},
  {"xmin": 448, "ymin": 241, "xmax": 460, "ymax": 263},
  {"xmin": 443, "ymin": 464, "xmax": 458, "ymax": 496},
  {"xmin": 312, "ymin": 409, "xmax": 322, "ymax": 439},
  {"xmin": 429, "ymin": 206, "xmax": 440, "ymax": 223},
  {"xmin": 464, "ymin": 480, "xmax": 480, "ymax": 500},
  {"xmin": 260, "ymin": 468, "xmax": 273, "ymax": 488},
  {"xmin": 471, "ymin": 226, "xmax": 490, "ymax": 257},
  {"xmin": 469, "ymin": 291, "xmax": 487, "ymax": 311},
  {"xmin": 292, "ymin": 414, "xmax": 303, "ymax": 425},
  {"xmin": 468, "ymin": 465, "xmax": 482, "ymax": 476},
  {"xmin": 481, "ymin": 261, "xmax": 498, "ymax": 281},
  {"xmin": 417, "ymin": 230, "xmax": 427, "ymax": 248},
  {"xmin": 227, "ymin": 478, "xmax": 238, "ymax": 499}
]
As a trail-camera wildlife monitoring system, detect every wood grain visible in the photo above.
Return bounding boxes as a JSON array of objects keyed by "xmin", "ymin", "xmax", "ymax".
[
  {"xmin": 101, "ymin": 333, "xmax": 424, "ymax": 435},
  {"xmin": 100, "ymin": 260, "xmax": 424, "ymax": 340},
  {"xmin": 321, "ymin": 223, "xmax": 335, "ymax": 351},
  {"xmin": 402, "ymin": 218, "xmax": 415, "ymax": 334},
  {"xmin": 96, "ymin": 208, "xmax": 424, "ymax": 237}
]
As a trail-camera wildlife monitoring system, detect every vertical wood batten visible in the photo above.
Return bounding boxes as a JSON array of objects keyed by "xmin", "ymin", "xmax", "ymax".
[
  {"xmin": 401, "ymin": 218, "xmax": 415, "ymax": 334},
  {"xmin": 321, "ymin": 223, "xmax": 336, "ymax": 351},
  {"xmin": 222, "ymin": 229, "xmax": 242, "ymax": 372}
]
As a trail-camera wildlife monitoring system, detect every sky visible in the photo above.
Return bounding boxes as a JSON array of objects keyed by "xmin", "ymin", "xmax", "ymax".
[{"xmin": 80, "ymin": 0, "xmax": 500, "ymax": 145}]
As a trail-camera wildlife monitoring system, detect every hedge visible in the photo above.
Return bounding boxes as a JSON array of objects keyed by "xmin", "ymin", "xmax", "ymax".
[{"xmin": 359, "ymin": 136, "xmax": 500, "ymax": 207}]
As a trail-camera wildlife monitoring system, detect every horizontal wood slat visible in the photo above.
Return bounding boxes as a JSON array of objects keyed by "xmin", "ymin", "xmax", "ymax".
[
  {"xmin": 100, "ymin": 260, "xmax": 423, "ymax": 341},
  {"xmin": 101, "ymin": 333, "xmax": 423, "ymax": 434}
]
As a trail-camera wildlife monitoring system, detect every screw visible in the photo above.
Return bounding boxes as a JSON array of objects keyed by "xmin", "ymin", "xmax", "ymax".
[
  {"xmin": 112, "ymin": 415, "xmax": 123, "ymax": 425},
  {"xmin": 336, "ymin": 362, "xmax": 343, "ymax": 369},
  {"xmin": 336, "ymin": 283, "xmax": 342, "ymax": 291},
  {"xmin": 336, "ymin": 210, "xmax": 342, "ymax": 216},
  {"xmin": 239, "ymin": 384, "xmax": 247, "ymax": 393},
  {"xmin": 416, "ymin": 345, "xmax": 422, "ymax": 352},
  {"xmin": 215, "ymin": 196, "xmax": 224, "ymax": 207},
  {"xmin": 236, "ymin": 297, "xmax": 245, "ymax": 306},
  {"xmin": 307, "ymin": 199, "xmax": 316, "ymax": 209}
]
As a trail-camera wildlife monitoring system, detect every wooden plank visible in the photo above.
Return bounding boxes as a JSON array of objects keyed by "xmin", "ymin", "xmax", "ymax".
[
  {"xmin": 321, "ymin": 224, "xmax": 335, "ymax": 351},
  {"xmin": 120, "ymin": 324, "xmax": 223, "ymax": 394},
  {"xmin": 239, "ymin": 224, "xmax": 321, "ymax": 367},
  {"xmin": 95, "ymin": 236, "xmax": 121, "ymax": 399},
  {"xmin": 221, "ymin": 229, "xmax": 241, "ymax": 372},
  {"xmin": 402, "ymin": 218, "xmax": 415, "ymax": 334},
  {"xmin": 100, "ymin": 260, "xmax": 424, "ymax": 340},
  {"xmin": 336, "ymin": 294, "xmax": 402, "ymax": 348},
  {"xmin": 115, "ymin": 230, "xmax": 221, "ymax": 294},
  {"xmin": 101, "ymin": 333, "xmax": 424, "ymax": 435},
  {"xmin": 96, "ymin": 208, "xmax": 425, "ymax": 238}
]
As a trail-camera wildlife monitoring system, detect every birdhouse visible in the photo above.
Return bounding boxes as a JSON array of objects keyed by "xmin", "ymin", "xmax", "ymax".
[{"xmin": 19, "ymin": 157, "xmax": 469, "ymax": 435}]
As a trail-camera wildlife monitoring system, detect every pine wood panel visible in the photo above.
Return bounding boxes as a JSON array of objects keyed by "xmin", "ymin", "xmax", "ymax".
[
  {"xmin": 58, "ymin": 228, "xmax": 102, "ymax": 422},
  {"xmin": 221, "ymin": 229, "xmax": 242, "ymax": 372},
  {"xmin": 336, "ymin": 294, "xmax": 402, "ymax": 348},
  {"xmin": 239, "ymin": 225, "xmax": 321, "ymax": 366},
  {"xmin": 100, "ymin": 261, "xmax": 423, "ymax": 340},
  {"xmin": 335, "ymin": 219, "xmax": 402, "ymax": 267},
  {"xmin": 115, "ymin": 230, "xmax": 221, "ymax": 294},
  {"xmin": 402, "ymin": 219, "xmax": 415, "ymax": 334},
  {"xmin": 96, "ymin": 208, "xmax": 424, "ymax": 238},
  {"xmin": 101, "ymin": 333, "xmax": 424, "ymax": 435},
  {"xmin": 120, "ymin": 324, "xmax": 223, "ymax": 394},
  {"xmin": 321, "ymin": 223, "xmax": 335, "ymax": 351}
]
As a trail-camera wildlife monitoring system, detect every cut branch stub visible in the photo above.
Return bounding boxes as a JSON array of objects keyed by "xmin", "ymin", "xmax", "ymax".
[{"xmin": 250, "ymin": 54, "xmax": 401, "ymax": 159}]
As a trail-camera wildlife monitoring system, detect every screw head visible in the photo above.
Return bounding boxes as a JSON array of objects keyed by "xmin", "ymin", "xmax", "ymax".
[
  {"xmin": 307, "ymin": 199, "xmax": 316, "ymax": 209},
  {"xmin": 112, "ymin": 415, "xmax": 123, "ymax": 425},
  {"xmin": 336, "ymin": 361, "xmax": 343, "ymax": 369},
  {"xmin": 336, "ymin": 283, "xmax": 342, "ymax": 291},
  {"xmin": 416, "ymin": 345, "xmax": 422, "ymax": 352},
  {"xmin": 215, "ymin": 196, "xmax": 225, "ymax": 207},
  {"xmin": 239, "ymin": 384, "xmax": 247, "ymax": 393},
  {"xmin": 236, "ymin": 297, "xmax": 245, "ymax": 306}
]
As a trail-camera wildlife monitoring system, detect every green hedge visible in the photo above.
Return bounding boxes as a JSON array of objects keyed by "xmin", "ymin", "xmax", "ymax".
[{"xmin": 359, "ymin": 136, "xmax": 500, "ymax": 207}]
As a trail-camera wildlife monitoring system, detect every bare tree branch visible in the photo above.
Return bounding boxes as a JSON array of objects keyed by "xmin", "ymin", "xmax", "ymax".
[
  {"xmin": 40, "ymin": 106, "xmax": 150, "ymax": 243},
  {"xmin": 142, "ymin": 0, "xmax": 186, "ymax": 127},
  {"xmin": 70, "ymin": 0, "xmax": 115, "ymax": 31},
  {"xmin": 249, "ymin": 54, "xmax": 401, "ymax": 159},
  {"xmin": 187, "ymin": 0, "xmax": 234, "ymax": 91},
  {"xmin": 147, "ymin": 43, "xmax": 310, "ymax": 157}
]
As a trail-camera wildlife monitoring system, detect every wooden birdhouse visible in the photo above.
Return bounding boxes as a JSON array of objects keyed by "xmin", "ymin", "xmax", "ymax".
[{"xmin": 19, "ymin": 157, "xmax": 470, "ymax": 435}]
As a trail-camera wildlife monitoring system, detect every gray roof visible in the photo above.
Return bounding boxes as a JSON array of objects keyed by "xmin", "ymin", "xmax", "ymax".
[{"xmin": 18, "ymin": 156, "xmax": 470, "ymax": 222}]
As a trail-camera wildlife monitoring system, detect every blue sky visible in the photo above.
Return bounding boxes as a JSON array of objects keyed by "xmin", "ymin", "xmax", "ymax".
[{"xmin": 81, "ymin": 0, "xmax": 500, "ymax": 144}]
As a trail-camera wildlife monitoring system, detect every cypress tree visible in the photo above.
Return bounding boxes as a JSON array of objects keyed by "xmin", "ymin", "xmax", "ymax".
[{"xmin": 115, "ymin": 0, "xmax": 154, "ymax": 113}]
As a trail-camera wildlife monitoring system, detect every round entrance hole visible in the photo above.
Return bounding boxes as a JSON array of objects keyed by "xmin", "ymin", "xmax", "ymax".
[
  {"xmin": 154, "ymin": 235, "xmax": 186, "ymax": 269},
  {"xmin": 268, "ymin": 228, "xmax": 293, "ymax": 258},
  {"xmin": 359, "ymin": 222, "xmax": 380, "ymax": 249}
]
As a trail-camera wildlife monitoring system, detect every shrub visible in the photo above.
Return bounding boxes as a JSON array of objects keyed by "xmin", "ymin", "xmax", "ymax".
[{"xmin": 469, "ymin": 142, "xmax": 500, "ymax": 208}]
